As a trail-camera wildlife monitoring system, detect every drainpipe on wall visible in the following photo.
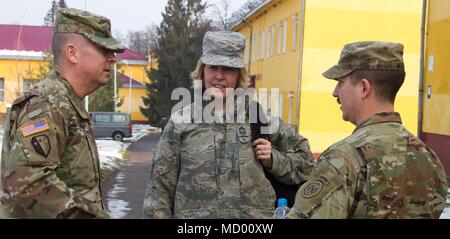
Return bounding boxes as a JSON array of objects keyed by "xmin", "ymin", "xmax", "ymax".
[
  {"xmin": 418, "ymin": 0, "xmax": 427, "ymax": 139},
  {"xmin": 295, "ymin": 0, "xmax": 306, "ymax": 129}
]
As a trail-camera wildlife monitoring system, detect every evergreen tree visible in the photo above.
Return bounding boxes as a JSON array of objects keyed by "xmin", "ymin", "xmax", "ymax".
[
  {"xmin": 141, "ymin": 0, "xmax": 211, "ymax": 125},
  {"xmin": 58, "ymin": 0, "xmax": 67, "ymax": 8},
  {"xmin": 44, "ymin": 0, "xmax": 67, "ymax": 26}
]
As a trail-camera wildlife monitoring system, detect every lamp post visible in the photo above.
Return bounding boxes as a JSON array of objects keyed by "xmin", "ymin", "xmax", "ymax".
[{"xmin": 114, "ymin": 63, "xmax": 117, "ymax": 112}]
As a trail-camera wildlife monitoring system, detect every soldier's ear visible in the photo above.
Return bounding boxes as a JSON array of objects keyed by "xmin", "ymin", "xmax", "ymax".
[
  {"xmin": 360, "ymin": 78, "xmax": 372, "ymax": 99},
  {"xmin": 65, "ymin": 43, "xmax": 79, "ymax": 64}
]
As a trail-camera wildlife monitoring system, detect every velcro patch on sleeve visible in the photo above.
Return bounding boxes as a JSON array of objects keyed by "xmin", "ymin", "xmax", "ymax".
[{"xmin": 20, "ymin": 117, "xmax": 50, "ymax": 137}]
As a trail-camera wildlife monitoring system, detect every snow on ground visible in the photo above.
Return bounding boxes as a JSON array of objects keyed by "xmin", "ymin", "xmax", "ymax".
[
  {"xmin": 440, "ymin": 189, "xmax": 450, "ymax": 219},
  {"xmin": 106, "ymin": 172, "xmax": 132, "ymax": 219},
  {"xmin": 96, "ymin": 139, "xmax": 129, "ymax": 174},
  {"xmin": 96, "ymin": 124, "xmax": 155, "ymax": 173}
]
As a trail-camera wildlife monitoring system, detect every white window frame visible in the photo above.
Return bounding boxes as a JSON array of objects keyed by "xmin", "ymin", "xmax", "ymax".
[
  {"xmin": 260, "ymin": 30, "xmax": 265, "ymax": 60},
  {"xmin": 292, "ymin": 14, "xmax": 299, "ymax": 51},
  {"xmin": 266, "ymin": 28, "xmax": 271, "ymax": 58},
  {"xmin": 277, "ymin": 21, "xmax": 283, "ymax": 55},
  {"xmin": 257, "ymin": 31, "xmax": 261, "ymax": 60},
  {"xmin": 282, "ymin": 19, "xmax": 287, "ymax": 54},
  {"xmin": 245, "ymin": 36, "xmax": 250, "ymax": 64},
  {"xmin": 271, "ymin": 25, "xmax": 275, "ymax": 57},
  {"xmin": 252, "ymin": 33, "xmax": 257, "ymax": 62}
]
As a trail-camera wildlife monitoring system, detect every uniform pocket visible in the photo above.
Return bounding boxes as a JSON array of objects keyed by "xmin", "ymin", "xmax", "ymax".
[{"xmin": 65, "ymin": 122, "xmax": 99, "ymax": 185}]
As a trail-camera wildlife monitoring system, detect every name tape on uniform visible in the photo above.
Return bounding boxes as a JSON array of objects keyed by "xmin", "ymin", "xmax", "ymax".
[{"xmin": 20, "ymin": 117, "xmax": 50, "ymax": 137}]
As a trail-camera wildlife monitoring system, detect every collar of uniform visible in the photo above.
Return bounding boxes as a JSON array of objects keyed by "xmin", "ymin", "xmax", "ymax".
[
  {"xmin": 51, "ymin": 70, "xmax": 89, "ymax": 120},
  {"xmin": 353, "ymin": 112, "xmax": 402, "ymax": 133}
]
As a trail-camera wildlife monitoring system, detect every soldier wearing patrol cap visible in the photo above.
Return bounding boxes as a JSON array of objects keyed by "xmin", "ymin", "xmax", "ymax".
[
  {"xmin": 0, "ymin": 8, "xmax": 125, "ymax": 219},
  {"xmin": 287, "ymin": 41, "xmax": 448, "ymax": 219},
  {"xmin": 143, "ymin": 31, "xmax": 315, "ymax": 219}
]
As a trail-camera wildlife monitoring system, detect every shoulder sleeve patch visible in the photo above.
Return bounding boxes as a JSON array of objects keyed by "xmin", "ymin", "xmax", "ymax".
[
  {"xmin": 294, "ymin": 160, "xmax": 346, "ymax": 216},
  {"xmin": 20, "ymin": 117, "xmax": 50, "ymax": 137}
]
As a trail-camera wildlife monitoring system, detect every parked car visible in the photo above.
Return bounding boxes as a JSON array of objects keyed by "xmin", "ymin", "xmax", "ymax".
[{"xmin": 89, "ymin": 112, "xmax": 132, "ymax": 141}]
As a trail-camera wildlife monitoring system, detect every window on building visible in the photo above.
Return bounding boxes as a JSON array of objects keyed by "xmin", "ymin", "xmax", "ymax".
[
  {"xmin": 0, "ymin": 78, "xmax": 4, "ymax": 102},
  {"xmin": 252, "ymin": 34, "xmax": 257, "ymax": 62},
  {"xmin": 292, "ymin": 14, "xmax": 299, "ymax": 51},
  {"xmin": 282, "ymin": 19, "xmax": 287, "ymax": 54},
  {"xmin": 271, "ymin": 25, "xmax": 275, "ymax": 57},
  {"xmin": 266, "ymin": 28, "xmax": 271, "ymax": 58},
  {"xmin": 277, "ymin": 21, "xmax": 283, "ymax": 55},
  {"xmin": 245, "ymin": 36, "xmax": 250, "ymax": 64},
  {"xmin": 260, "ymin": 31, "xmax": 265, "ymax": 60},
  {"xmin": 257, "ymin": 32, "xmax": 261, "ymax": 60}
]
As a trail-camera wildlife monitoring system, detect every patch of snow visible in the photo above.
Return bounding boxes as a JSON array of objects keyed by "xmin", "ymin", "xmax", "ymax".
[
  {"xmin": 106, "ymin": 172, "xmax": 132, "ymax": 219},
  {"xmin": 441, "ymin": 189, "xmax": 450, "ymax": 219},
  {"xmin": 440, "ymin": 208, "xmax": 450, "ymax": 219},
  {"xmin": 126, "ymin": 124, "xmax": 160, "ymax": 142},
  {"xmin": 96, "ymin": 139, "xmax": 130, "ymax": 172}
]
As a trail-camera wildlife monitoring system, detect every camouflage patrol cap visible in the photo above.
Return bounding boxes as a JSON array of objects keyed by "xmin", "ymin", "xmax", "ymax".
[
  {"xmin": 54, "ymin": 8, "xmax": 125, "ymax": 53},
  {"xmin": 201, "ymin": 31, "xmax": 245, "ymax": 68},
  {"xmin": 322, "ymin": 41, "xmax": 405, "ymax": 80}
]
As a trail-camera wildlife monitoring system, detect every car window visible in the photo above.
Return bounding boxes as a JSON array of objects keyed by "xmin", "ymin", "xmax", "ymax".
[
  {"xmin": 94, "ymin": 114, "xmax": 112, "ymax": 123},
  {"xmin": 112, "ymin": 114, "xmax": 126, "ymax": 123}
]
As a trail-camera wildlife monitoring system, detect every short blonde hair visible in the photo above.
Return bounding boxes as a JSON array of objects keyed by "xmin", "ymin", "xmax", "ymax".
[{"xmin": 190, "ymin": 58, "xmax": 249, "ymax": 89}]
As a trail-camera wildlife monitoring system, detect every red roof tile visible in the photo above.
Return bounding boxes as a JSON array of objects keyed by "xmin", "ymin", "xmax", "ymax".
[{"xmin": 0, "ymin": 24, "xmax": 146, "ymax": 61}]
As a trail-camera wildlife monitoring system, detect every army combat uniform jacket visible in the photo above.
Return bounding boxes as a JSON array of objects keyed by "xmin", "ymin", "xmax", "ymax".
[
  {"xmin": 0, "ymin": 71, "xmax": 108, "ymax": 219},
  {"xmin": 143, "ymin": 102, "xmax": 315, "ymax": 219},
  {"xmin": 288, "ymin": 112, "xmax": 448, "ymax": 219}
]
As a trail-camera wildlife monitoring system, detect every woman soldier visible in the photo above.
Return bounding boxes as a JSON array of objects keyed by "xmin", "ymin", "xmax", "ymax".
[{"xmin": 143, "ymin": 31, "xmax": 315, "ymax": 219}]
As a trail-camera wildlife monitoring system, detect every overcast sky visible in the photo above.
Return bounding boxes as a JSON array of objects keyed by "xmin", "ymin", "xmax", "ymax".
[{"xmin": 0, "ymin": 0, "xmax": 245, "ymax": 33}]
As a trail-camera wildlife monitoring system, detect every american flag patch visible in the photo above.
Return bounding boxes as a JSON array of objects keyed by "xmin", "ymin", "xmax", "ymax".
[{"xmin": 20, "ymin": 117, "xmax": 50, "ymax": 137}]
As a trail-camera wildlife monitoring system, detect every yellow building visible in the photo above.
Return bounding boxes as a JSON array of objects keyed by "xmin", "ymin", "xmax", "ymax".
[
  {"xmin": 422, "ymin": 0, "xmax": 450, "ymax": 173},
  {"xmin": 116, "ymin": 53, "xmax": 151, "ymax": 123},
  {"xmin": 0, "ymin": 24, "xmax": 151, "ymax": 123},
  {"xmin": 232, "ymin": 0, "xmax": 423, "ymax": 156}
]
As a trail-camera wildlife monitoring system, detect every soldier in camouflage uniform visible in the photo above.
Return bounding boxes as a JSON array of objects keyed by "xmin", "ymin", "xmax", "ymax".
[
  {"xmin": 287, "ymin": 41, "xmax": 448, "ymax": 219},
  {"xmin": 0, "ymin": 8, "xmax": 125, "ymax": 219},
  {"xmin": 143, "ymin": 31, "xmax": 315, "ymax": 219}
]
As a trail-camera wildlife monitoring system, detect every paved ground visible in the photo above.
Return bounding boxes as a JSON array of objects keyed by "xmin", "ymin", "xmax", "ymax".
[{"xmin": 104, "ymin": 133, "xmax": 160, "ymax": 219}]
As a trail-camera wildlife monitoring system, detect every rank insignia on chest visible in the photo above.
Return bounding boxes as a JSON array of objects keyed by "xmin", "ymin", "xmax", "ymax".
[
  {"xmin": 20, "ymin": 117, "xmax": 50, "ymax": 137},
  {"xmin": 238, "ymin": 126, "xmax": 246, "ymax": 135},
  {"xmin": 238, "ymin": 126, "xmax": 250, "ymax": 144},
  {"xmin": 31, "ymin": 135, "xmax": 51, "ymax": 158}
]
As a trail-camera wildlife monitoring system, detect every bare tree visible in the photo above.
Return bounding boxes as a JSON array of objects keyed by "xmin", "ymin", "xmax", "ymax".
[
  {"xmin": 116, "ymin": 25, "xmax": 159, "ymax": 56},
  {"xmin": 229, "ymin": 0, "xmax": 265, "ymax": 26},
  {"xmin": 211, "ymin": 0, "xmax": 232, "ymax": 30}
]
